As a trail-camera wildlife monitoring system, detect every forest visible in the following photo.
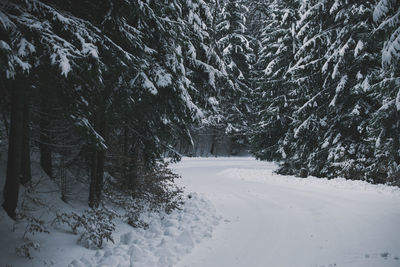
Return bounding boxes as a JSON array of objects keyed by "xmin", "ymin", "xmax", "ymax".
[{"xmin": 0, "ymin": 0, "xmax": 400, "ymax": 262}]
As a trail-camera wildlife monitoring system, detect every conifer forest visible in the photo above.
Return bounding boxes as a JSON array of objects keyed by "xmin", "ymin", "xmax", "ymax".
[{"xmin": 1, "ymin": 0, "xmax": 400, "ymax": 266}]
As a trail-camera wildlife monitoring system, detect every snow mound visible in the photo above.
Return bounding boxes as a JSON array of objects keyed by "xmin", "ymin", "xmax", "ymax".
[
  {"xmin": 218, "ymin": 168, "xmax": 400, "ymax": 197},
  {"xmin": 68, "ymin": 193, "xmax": 220, "ymax": 267}
]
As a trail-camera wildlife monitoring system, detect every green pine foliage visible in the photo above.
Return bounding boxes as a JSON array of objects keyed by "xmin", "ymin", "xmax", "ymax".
[
  {"xmin": 249, "ymin": 0, "xmax": 299, "ymax": 162},
  {"xmin": 250, "ymin": 0, "xmax": 400, "ymax": 185},
  {"xmin": 215, "ymin": 0, "xmax": 254, "ymax": 144},
  {"xmin": 369, "ymin": 0, "xmax": 400, "ymax": 184},
  {"xmin": 0, "ymin": 0, "xmax": 232, "ymax": 216}
]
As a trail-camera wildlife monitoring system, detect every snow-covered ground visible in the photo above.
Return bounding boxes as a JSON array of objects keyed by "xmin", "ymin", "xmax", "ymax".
[
  {"xmin": 1, "ymin": 157, "xmax": 400, "ymax": 266},
  {"xmin": 173, "ymin": 157, "xmax": 400, "ymax": 267},
  {"xmin": 68, "ymin": 193, "xmax": 219, "ymax": 267},
  {"xmin": 0, "ymin": 160, "xmax": 219, "ymax": 267}
]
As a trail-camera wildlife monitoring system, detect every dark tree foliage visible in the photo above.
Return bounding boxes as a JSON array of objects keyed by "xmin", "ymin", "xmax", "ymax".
[
  {"xmin": 0, "ymin": 0, "xmax": 231, "ymax": 217},
  {"xmin": 250, "ymin": 0, "xmax": 400, "ymax": 185},
  {"xmin": 1, "ymin": 0, "xmax": 399, "ymax": 222}
]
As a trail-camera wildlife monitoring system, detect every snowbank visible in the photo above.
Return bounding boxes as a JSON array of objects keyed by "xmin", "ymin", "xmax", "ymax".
[
  {"xmin": 218, "ymin": 168, "xmax": 400, "ymax": 197},
  {"xmin": 0, "ymin": 157, "xmax": 220, "ymax": 267},
  {"xmin": 69, "ymin": 193, "xmax": 220, "ymax": 267}
]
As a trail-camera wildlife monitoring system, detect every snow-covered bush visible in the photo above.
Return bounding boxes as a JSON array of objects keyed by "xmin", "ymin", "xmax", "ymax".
[
  {"xmin": 105, "ymin": 161, "xmax": 184, "ymax": 227},
  {"xmin": 54, "ymin": 207, "xmax": 116, "ymax": 249},
  {"xmin": 135, "ymin": 162, "xmax": 184, "ymax": 213},
  {"xmin": 10, "ymin": 183, "xmax": 51, "ymax": 259},
  {"xmin": 14, "ymin": 214, "xmax": 49, "ymax": 259},
  {"xmin": 124, "ymin": 207, "xmax": 149, "ymax": 229},
  {"xmin": 15, "ymin": 240, "xmax": 40, "ymax": 259},
  {"xmin": 22, "ymin": 215, "xmax": 50, "ymax": 238}
]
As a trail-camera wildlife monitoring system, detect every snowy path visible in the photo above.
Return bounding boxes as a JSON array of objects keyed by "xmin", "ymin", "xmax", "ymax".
[{"xmin": 173, "ymin": 158, "xmax": 400, "ymax": 267}]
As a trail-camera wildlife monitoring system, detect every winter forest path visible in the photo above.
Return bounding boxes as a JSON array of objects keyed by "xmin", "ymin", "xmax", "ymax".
[{"xmin": 172, "ymin": 158, "xmax": 400, "ymax": 267}]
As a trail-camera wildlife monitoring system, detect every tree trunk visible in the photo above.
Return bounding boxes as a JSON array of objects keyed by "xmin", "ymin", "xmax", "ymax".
[
  {"xmin": 122, "ymin": 125, "xmax": 129, "ymax": 179},
  {"xmin": 210, "ymin": 130, "xmax": 219, "ymax": 157},
  {"xmin": 0, "ymin": 81, "xmax": 9, "ymax": 138},
  {"xmin": 88, "ymin": 147, "xmax": 98, "ymax": 208},
  {"xmin": 39, "ymin": 98, "xmax": 52, "ymax": 178},
  {"xmin": 95, "ymin": 142, "xmax": 105, "ymax": 204},
  {"xmin": 88, "ymin": 109, "xmax": 106, "ymax": 208},
  {"xmin": 123, "ymin": 125, "xmax": 128, "ymax": 157},
  {"xmin": 2, "ymin": 111, "xmax": 9, "ymax": 138},
  {"xmin": 128, "ymin": 144, "xmax": 140, "ymax": 190},
  {"xmin": 2, "ymin": 85, "xmax": 24, "ymax": 219},
  {"xmin": 210, "ymin": 135, "xmax": 215, "ymax": 156},
  {"xmin": 20, "ymin": 90, "xmax": 31, "ymax": 185}
]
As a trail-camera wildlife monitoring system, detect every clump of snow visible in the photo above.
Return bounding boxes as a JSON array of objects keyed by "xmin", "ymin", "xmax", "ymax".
[
  {"xmin": 68, "ymin": 193, "xmax": 220, "ymax": 267},
  {"xmin": 362, "ymin": 77, "xmax": 370, "ymax": 92},
  {"xmin": 354, "ymin": 40, "xmax": 364, "ymax": 57},
  {"xmin": 50, "ymin": 49, "xmax": 71, "ymax": 78},
  {"xmin": 330, "ymin": 0, "xmax": 340, "ymax": 15},
  {"xmin": 350, "ymin": 104, "xmax": 361, "ymax": 116},
  {"xmin": 321, "ymin": 139, "xmax": 330, "ymax": 149},
  {"xmin": 336, "ymin": 75, "xmax": 348, "ymax": 93},
  {"xmin": 130, "ymin": 72, "xmax": 158, "ymax": 95},
  {"xmin": 154, "ymin": 67, "xmax": 172, "ymax": 88},
  {"xmin": 373, "ymin": 0, "xmax": 391, "ymax": 22},
  {"xmin": 207, "ymin": 97, "xmax": 218, "ymax": 107},
  {"xmin": 0, "ymin": 40, "xmax": 11, "ymax": 50},
  {"xmin": 382, "ymin": 28, "xmax": 400, "ymax": 66},
  {"xmin": 294, "ymin": 118, "xmax": 310, "ymax": 139},
  {"xmin": 14, "ymin": 56, "xmax": 31, "ymax": 73},
  {"xmin": 17, "ymin": 38, "xmax": 35, "ymax": 57},
  {"xmin": 75, "ymin": 33, "xmax": 99, "ymax": 59}
]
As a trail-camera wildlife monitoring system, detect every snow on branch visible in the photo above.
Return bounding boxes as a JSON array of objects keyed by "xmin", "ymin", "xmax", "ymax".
[
  {"xmin": 382, "ymin": 27, "xmax": 400, "ymax": 65},
  {"xmin": 130, "ymin": 72, "xmax": 158, "ymax": 95},
  {"xmin": 373, "ymin": 0, "xmax": 394, "ymax": 22},
  {"xmin": 0, "ymin": 10, "xmax": 15, "ymax": 29}
]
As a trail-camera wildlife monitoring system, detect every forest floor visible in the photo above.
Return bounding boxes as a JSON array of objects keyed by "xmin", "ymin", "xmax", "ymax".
[{"xmin": 1, "ymin": 157, "xmax": 400, "ymax": 266}]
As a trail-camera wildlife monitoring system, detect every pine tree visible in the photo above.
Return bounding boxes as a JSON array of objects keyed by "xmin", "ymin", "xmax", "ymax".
[
  {"xmin": 317, "ymin": 0, "xmax": 379, "ymax": 180},
  {"xmin": 369, "ymin": 0, "xmax": 400, "ymax": 184},
  {"xmin": 215, "ymin": 0, "xmax": 253, "ymax": 153},
  {"xmin": 0, "ymin": 0, "xmax": 104, "ymax": 216},
  {"xmin": 250, "ymin": 0, "xmax": 383, "ymax": 180},
  {"xmin": 250, "ymin": 0, "xmax": 299, "ymax": 162}
]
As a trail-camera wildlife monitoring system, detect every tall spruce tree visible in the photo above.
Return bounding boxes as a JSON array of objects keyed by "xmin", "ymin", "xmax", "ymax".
[
  {"xmin": 250, "ymin": 0, "xmax": 390, "ymax": 181},
  {"xmin": 250, "ymin": 0, "xmax": 299, "ymax": 162},
  {"xmin": 215, "ymin": 0, "xmax": 253, "ymax": 153},
  {"xmin": 369, "ymin": 0, "xmax": 400, "ymax": 184},
  {"xmin": 285, "ymin": 0, "xmax": 379, "ymax": 178}
]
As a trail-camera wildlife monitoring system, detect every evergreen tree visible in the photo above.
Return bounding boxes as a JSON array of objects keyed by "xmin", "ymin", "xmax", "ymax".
[
  {"xmin": 286, "ymin": 0, "xmax": 379, "ymax": 178},
  {"xmin": 179, "ymin": 0, "xmax": 231, "ymax": 154},
  {"xmin": 369, "ymin": 0, "xmax": 400, "ymax": 183},
  {"xmin": 317, "ymin": 0, "xmax": 378, "ymax": 180},
  {"xmin": 0, "ymin": 0, "xmax": 230, "ymax": 215},
  {"xmin": 0, "ymin": 0, "xmax": 104, "ymax": 216},
  {"xmin": 250, "ymin": 0, "xmax": 385, "ymax": 181},
  {"xmin": 215, "ymin": 0, "xmax": 254, "ymax": 152},
  {"xmin": 250, "ymin": 0, "xmax": 299, "ymax": 162}
]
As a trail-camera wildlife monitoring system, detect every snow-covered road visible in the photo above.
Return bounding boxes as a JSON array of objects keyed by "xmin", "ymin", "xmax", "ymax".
[{"xmin": 173, "ymin": 158, "xmax": 400, "ymax": 267}]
